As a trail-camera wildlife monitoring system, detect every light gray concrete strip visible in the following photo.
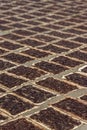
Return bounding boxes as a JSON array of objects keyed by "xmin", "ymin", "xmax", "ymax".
[{"xmin": 74, "ymin": 124, "xmax": 87, "ymax": 130}]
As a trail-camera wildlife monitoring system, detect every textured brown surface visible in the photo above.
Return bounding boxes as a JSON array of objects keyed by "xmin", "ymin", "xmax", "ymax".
[
  {"xmin": 0, "ymin": 73, "xmax": 26, "ymax": 88},
  {"xmin": 0, "ymin": 88, "xmax": 5, "ymax": 94},
  {"xmin": 81, "ymin": 67, "xmax": 87, "ymax": 73},
  {"xmin": 0, "ymin": 118, "xmax": 43, "ymax": 130},
  {"xmin": 53, "ymin": 98, "xmax": 87, "ymax": 120},
  {"xmin": 15, "ymin": 85, "xmax": 54, "ymax": 103},
  {"xmin": 0, "ymin": 60, "xmax": 15, "ymax": 70},
  {"xmin": 0, "ymin": 49, "xmax": 8, "ymax": 55},
  {"xmin": 0, "ymin": 115, "xmax": 7, "ymax": 121},
  {"xmin": 0, "ymin": 41, "xmax": 23, "ymax": 50},
  {"xmin": 19, "ymin": 39, "xmax": 45, "ymax": 47},
  {"xmin": 65, "ymin": 73, "xmax": 87, "ymax": 87},
  {"xmin": 0, "ymin": 0, "xmax": 87, "ymax": 129},
  {"xmin": 37, "ymin": 77, "xmax": 77, "ymax": 94},
  {"xmin": 35, "ymin": 61, "xmax": 67, "ymax": 74},
  {"xmin": 55, "ymin": 40, "xmax": 81, "ymax": 49},
  {"xmin": 31, "ymin": 107, "xmax": 80, "ymax": 130},
  {"xmin": 39, "ymin": 44, "xmax": 69, "ymax": 53},
  {"xmin": 52, "ymin": 56, "xmax": 83, "ymax": 67},
  {"xmin": 8, "ymin": 66, "xmax": 46, "ymax": 80},
  {"xmin": 22, "ymin": 48, "xmax": 50, "ymax": 58},
  {"xmin": 0, "ymin": 94, "xmax": 34, "ymax": 115},
  {"xmin": 80, "ymin": 95, "xmax": 87, "ymax": 102},
  {"xmin": 67, "ymin": 51, "xmax": 87, "ymax": 62},
  {"xmin": 2, "ymin": 53, "xmax": 34, "ymax": 64}
]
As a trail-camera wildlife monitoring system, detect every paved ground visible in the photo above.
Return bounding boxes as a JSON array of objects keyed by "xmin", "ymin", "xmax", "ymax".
[{"xmin": 0, "ymin": 0, "xmax": 87, "ymax": 130}]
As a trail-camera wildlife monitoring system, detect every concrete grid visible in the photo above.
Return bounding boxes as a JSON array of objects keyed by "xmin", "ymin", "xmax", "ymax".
[{"xmin": 0, "ymin": 0, "xmax": 87, "ymax": 129}]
